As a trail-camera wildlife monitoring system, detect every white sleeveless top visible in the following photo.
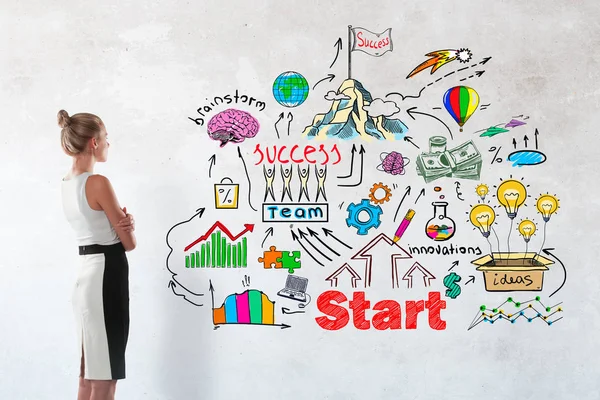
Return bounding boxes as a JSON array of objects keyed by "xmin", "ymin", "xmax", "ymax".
[{"xmin": 61, "ymin": 172, "xmax": 120, "ymax": 246}]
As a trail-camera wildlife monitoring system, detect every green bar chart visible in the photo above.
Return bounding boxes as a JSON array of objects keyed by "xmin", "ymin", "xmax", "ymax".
[{"xmin": 185, "ymin": 234, "xmax": 247, "ymax": 268}]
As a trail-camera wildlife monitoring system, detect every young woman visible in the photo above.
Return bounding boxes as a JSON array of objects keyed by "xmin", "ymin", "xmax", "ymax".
[{"xmin": 58, "ymin": 109, "xmax": 137, "ymax": 400}]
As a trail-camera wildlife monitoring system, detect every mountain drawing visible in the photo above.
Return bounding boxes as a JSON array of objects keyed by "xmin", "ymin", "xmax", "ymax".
[{"xmin": 302, "ymin": 79, "xmax": 408, "ymax": 141}]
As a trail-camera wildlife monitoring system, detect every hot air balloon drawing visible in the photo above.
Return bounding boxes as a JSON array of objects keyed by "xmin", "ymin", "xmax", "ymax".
[{"xmin": 443, "ymin": 86, "xmax": 479, "ymax": 132}]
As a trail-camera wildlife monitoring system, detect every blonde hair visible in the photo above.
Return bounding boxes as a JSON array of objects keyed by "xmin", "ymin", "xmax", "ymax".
[{"xmin": 57, "ymin": 110, "xmax": 104, "ymax": 156}]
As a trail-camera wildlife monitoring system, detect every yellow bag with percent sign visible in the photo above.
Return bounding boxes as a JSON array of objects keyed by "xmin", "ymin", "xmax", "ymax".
[{"xmin": 214, "ymin": 177, "xmax": 239, "ymax": 209}]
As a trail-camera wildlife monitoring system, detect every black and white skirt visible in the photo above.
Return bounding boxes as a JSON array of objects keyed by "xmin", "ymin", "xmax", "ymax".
[{"xmin": 72, "ymin": 242, "xmax": 129, "ymax": 380}]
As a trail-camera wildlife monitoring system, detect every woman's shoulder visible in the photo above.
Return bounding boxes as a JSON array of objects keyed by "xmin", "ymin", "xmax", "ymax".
[{"xmin": 87, "ymin": 174, "xmax": 113, "ymax": 190}]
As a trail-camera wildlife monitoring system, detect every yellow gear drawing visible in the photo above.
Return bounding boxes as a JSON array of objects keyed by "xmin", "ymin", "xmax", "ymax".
[{"xmin": 369, "ymin": 182, "xmax": 392, "ymax": 204}]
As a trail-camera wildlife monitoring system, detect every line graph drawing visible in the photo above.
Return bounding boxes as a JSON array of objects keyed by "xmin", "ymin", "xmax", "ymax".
[
  {"xmin": 467, "ymin": 296, "xmax": 563, "ymax": 330},
  {"xmin": 184, "ymin": 222, "xmax": 254, "ymax": 252}
]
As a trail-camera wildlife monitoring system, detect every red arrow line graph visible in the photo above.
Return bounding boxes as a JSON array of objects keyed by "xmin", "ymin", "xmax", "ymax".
[{"xmin": 184, "ymin": 222, "xmax": 254, "ymax": 252}]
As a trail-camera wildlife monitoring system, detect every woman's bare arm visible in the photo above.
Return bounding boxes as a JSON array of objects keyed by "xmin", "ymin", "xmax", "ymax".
[{"xmin": 88, "ymin": 175, "xmax": 137, "ymax": 251}]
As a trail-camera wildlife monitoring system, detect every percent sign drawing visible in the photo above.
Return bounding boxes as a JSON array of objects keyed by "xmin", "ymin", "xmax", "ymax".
[
  {"xmin": 220, "ymin": 188, "xmax": 232, "ymax": 202},
  {"xmin": 489, "ymin": 146, "xmax": 502, "ymax": 164},
  {"xmin": 214, "ymin": 177, "xmax": 240, "ymax": 209}
]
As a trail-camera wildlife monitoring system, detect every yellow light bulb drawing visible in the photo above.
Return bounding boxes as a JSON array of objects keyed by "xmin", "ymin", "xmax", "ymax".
[
  {"xmin": 475, "ymin": 184, "xmax": 489, "ymax": 201},
  {"xmin": 469, "ymin": 204, "xmax": 496, "ymax": 238},
  {"xmin": 496, "ymin": 179, "xmax": 527, "ymax": 219},
  {"xmin": 536, "ymin": 194, "xmax": 559, "ymax": 222},
  {"xmin": 518, "ymin": 220, "xmax": 536, "ymax": 243}
]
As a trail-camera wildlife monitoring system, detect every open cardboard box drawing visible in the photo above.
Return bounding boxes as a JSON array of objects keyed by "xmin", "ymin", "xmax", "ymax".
[{"xmin": 471, "ymin": 252, "xmax": 554, "ymax": 292}]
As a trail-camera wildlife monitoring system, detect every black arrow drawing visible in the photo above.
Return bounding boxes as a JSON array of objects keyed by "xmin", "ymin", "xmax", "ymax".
[
  {"xmin": 209, "ymin": 279, "xmax": 215, "ymax": 308},
  {"xmin": 329, "ymin": 38, "xmax": 343, "ymax": 68},
  {"xmin": 448, "ymin": 260, "xmax": 459, "ymax": 271},
  {"xmin": 459, "ymin": 70, "xmax": 485, "ymax": 82},
  {"xmin": 393, "ymin": 186, "xmax": 411, "ymax": 222},
  {"xmin": 414, "ymin": 188, "xmax": 425, "ymax": 204},
  {"xmin": 512, "ymin": 138, "xmax": 517, "ymax": 149},
  {"xmin": 543, "ymin": 248, "xmax": 567, "ymax": 298},
  {"xmin": 312, "ymin": 73, "xmax": 336, "ymax": 90},
  {"xmin": 535, "ymin": 128, "xmax": 539, "ymax": 149},
  {"xmin": 455, "ymin": 181, "xmax": 464, "ymax": 201},
  {"xmin": 306, "ymin": 227, "xmax": 340, "ymax": 256},
  {"xmin": 403, "ymin": 136, "xmax": 420, "ymax": 149},
  {"xmin": 291, "ymin": 230, "xmax": 324, "ymax": 266},
  {"xmin": 165, "ymin": 207, "xmax": 205, "ymax": 307},
  {"xmin": 274, "ymin": 112, "xmax": 284, "ymax": 139},
  {"xmin": 286, "ymin": 112, "xmax": 293, "ymax": 136},
  {"xmin": 338, "ymin": 145, "xmax": 365, "ymax": 187},
  {"xmin": 298, "ymin": 229, "xmax": 332, "ymax": 262},
  {"xmin": 385, "ymin": 56, "xmax": 492, "ymax": 101},
  {"xmin": 208, "ymin": 154, "xmax": 216, "ymax": 178},
  {"xmin": 211, "ymin": 280, "xmax": 290, "ymax": 329},
  {"xmin": 261, "ymin": 227, "xmax": 274, "ymax": 248},
  {"xmin": 524, "ymin": 135, "xmax": 529, "ymax": 148},
  {"xmin": 282, "ymin": 307, "xmax": 305, "ymax": 315},
  {"xmin": 406, "ymin": 107, "xmax": 453, "ymax": 140},
  {"xmin": 465, "ymin": 275, "xmax": 476, "ymax": 285},
  {"xmin": 322, "ymin": 228, "xmax": 352, "ymax": 250},
  {"xmin": 237, "ymin": 146, "xmax": 257, "ymax": 212},
  {"xmin": 337, "ymin": 144, "xmax": 357, "ymax": 179}
]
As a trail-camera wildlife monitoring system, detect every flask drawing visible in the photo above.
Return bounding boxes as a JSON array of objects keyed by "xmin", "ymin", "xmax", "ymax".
[{"xmin": 425, "ymin": 201, "xmax": 455, "ymax": 241}]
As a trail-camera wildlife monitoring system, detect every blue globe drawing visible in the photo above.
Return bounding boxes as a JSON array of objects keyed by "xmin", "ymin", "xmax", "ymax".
[{"xmin": 272, "ymin": 71, "xmax": 309, "ymax": 107}]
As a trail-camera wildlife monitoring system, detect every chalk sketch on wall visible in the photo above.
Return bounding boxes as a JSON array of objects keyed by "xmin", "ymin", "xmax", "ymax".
[
  {"xmin": 214, "ymin": 177, "xmax": 239, "ymax": 209},
  {"xmin": 315, "ymin": 291, "xmax": 447, "ymax": 331},
  {"xmin": 176, "ymin": 21, "xmax": 567, "ymax": 334},
  {"xmin": 425, "ymin": 201, "xmax": 456, "ymax": 242},
  {"xmin": 303, "ymin": 78, "xmax": 408, "ymax": 141},
  {"xmin": 188, "ymin": 89, "xmax": 267, "ymax": 127},
  {"xmin": 258, "ymin": 246, "xmax": 301, "ymax": 274},
  {"xmin": 443, "ymin": 272, "xmax": 462, "ymax": 299},
  {"xmin": 368, "ymin": 182, "xmax": 392, "ymax": 205},
  {"xmin": 442, "ymin": 86, "xmax": 480, "ymax": 132},
  {"xmin": 166, "ymin": 208, "xmax": 207, "ymax": 307},
  {"xmin": 330, "ymin": 233, "xmax": 434, "ymax": 290},
  {"xmin": 338, "ymin": 144, "xmax": 365, "ymax": 187},
  {"xmin": 346, "ymin": 199, "xmax": 383, "ymax": 235},
  {"xmin": 210, "ymin": 280, "xmax": 291, "ymax": 329},
  {"xmin": 416, "ymin": 138, "xmax": 482, "ymax": 183},
  {"xmin": 466, "ymin": 177, "xmax": 564, "ymax": 295},
  {"xmin": 272, "ymin": 71, "xmax": 309, "ymax": 108},
  {"xmin": 377, "ymin": 151, "xmax": 410, "ymax": 176},
  {"xmin": 302, "ymin": 26, "xmax": 410, "ymax": 142},
  {"xmin": 406, "ymin": 48, "xmax": 473, "ymax": 79},
  {"xmin": 274, "ymin": 111, "xmax": 294, "ymax": 138},
  {"xmin": 184, "ymin": 222, "xmax": 254, "ymax": 269},
  {"xmin": 326, "ymin": 263, "xmax": 362, "ymax": 288},
  {"xmin": 207, "ymin": 109, "xmax": 260, "ymax": 147},
  {"xmin": 467, "ymin": 297, "xmax": 563, "ymax": 330},
  {"xmin": 277, "ymin": 274, "xmax": 311, "ymax": 311}
]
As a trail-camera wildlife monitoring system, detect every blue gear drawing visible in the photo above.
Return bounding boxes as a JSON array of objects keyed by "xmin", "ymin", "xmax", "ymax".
[{"xmin": 346, "ymin": 199, "xmax": 383, "ymax": 235}]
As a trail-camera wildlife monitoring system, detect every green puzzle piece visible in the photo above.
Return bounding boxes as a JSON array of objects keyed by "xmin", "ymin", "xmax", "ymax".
[{"xmin": 277, "ymin": 251, "xmax": 301, "ymax": 274}]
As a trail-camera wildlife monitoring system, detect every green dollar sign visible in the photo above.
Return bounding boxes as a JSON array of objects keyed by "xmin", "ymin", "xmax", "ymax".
[{"xmin": 443, "ymin": 272, "xmax": 462, "ymax": 299}]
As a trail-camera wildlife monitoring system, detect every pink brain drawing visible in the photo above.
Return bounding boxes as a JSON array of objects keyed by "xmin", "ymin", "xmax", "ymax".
[{"xmin": 207, "ymin": 109, "xmax": 260, "ymax": 147}]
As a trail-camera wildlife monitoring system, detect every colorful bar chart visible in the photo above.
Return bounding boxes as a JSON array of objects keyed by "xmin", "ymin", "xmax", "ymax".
[
  {"xmin": 185, "ymin": 235, "xmax": 247, "ymax": 268},
  {"xmin": 213, "ymin": 289, "xmax": 275, "ymax": 325}
]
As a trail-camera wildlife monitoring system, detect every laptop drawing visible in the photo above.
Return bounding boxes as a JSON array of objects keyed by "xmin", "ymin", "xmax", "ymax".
[{"xmin": 277, "ymin": 275, "xmax": 308, "ymax": 303}]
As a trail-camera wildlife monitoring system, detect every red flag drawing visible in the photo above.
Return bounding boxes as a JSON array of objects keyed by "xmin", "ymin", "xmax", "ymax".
[{"xmin": 350, "ymin": 27, "xmax": 393, "ymax": 57}]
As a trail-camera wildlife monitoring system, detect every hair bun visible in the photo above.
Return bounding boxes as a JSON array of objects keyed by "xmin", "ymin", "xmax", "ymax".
[{"xmin": 57, "ymin": 109, "xmax": 70, "ymax": 129}]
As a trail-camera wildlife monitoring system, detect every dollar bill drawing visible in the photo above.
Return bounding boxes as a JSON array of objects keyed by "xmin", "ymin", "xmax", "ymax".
[{"xmin": 416, "ymin": 140, "xmax": 482, "ymax": 183}]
